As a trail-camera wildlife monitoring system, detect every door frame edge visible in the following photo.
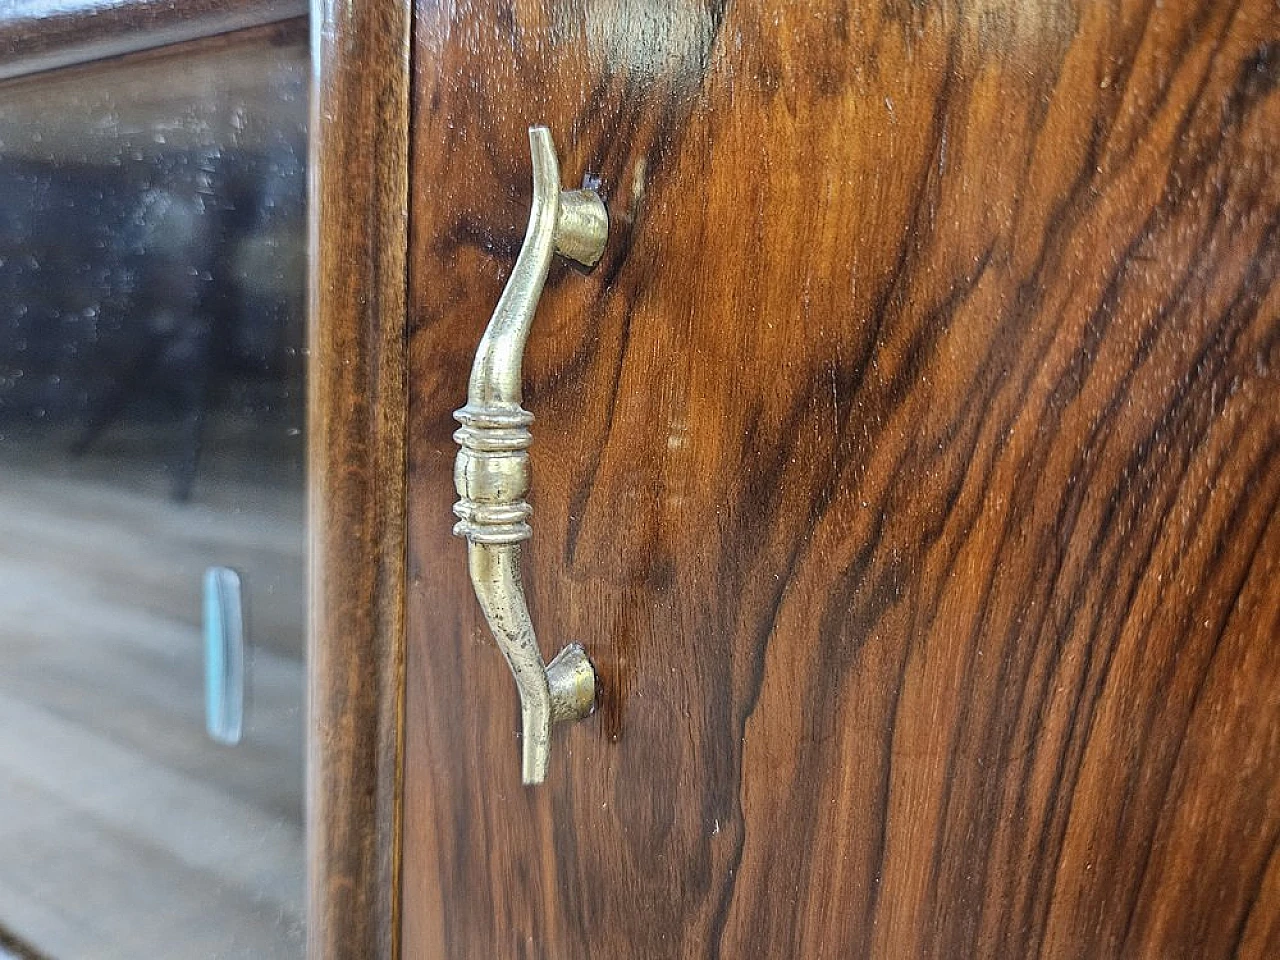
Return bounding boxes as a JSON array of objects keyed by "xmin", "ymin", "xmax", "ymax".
[{"xmin": 307, "ymin": 0, "xmax": 412, "ymax": 955}]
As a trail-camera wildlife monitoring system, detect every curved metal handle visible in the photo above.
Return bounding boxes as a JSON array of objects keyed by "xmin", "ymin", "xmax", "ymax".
[{"xmin": 453, "ymin": 126, "xmax": 607, "ymax": 785}]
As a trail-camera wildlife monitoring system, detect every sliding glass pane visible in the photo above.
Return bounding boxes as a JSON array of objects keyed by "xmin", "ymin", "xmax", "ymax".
[{"xmin": 0, "ymin": 23, "xmax": 307, "ymax": 959}]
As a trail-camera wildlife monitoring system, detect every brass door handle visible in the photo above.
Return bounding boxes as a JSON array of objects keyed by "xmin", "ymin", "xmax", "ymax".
[{"xmin": 453, "ymin": 126, "xmax": 607, "ymax": 785}]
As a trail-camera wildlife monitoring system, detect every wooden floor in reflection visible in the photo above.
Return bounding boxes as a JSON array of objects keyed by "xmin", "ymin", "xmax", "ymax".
[{"xmin": 0, "ymin": 434, "xmax": 305, "ymax": 959}]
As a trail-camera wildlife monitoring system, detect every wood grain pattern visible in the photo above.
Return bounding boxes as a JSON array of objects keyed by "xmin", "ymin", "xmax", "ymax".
[
  {"xmin": 0, "ymin": 0, "xmax": 307, "ymax": 82},
  {"xmin": 307, "ymin": 0, "xmax": 410, "ymax": 956},
  {"xmin": 404, "ymin": 1, "xmax": 1280, "ymax": 956}
]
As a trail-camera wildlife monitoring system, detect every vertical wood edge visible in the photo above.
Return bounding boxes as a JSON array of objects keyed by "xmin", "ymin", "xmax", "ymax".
[{"xmin": 307, "ymin": 0, "xmax": 411, "ymax": 955}]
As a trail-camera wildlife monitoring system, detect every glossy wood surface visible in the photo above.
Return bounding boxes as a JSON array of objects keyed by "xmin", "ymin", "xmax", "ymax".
[
  {"xmin": 404, "ymin": 1, "xmax": 1280, "ymax": 956},
  {"xmin": 308, "ymin": 0, "xmax": 410, "ymax": 956},
  {"xmin": 0, "ymin": 0, "xmax": 306, "ymax": 81}
]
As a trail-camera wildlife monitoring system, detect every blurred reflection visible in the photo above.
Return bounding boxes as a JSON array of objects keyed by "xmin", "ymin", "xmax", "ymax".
[{"xmin": 0, "ymin": 26, "xmax": 307, "ymax": 960}]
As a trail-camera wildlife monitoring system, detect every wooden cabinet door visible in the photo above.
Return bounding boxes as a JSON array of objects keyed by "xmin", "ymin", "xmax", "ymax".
[{"xmin": 401, "ymin": 2, "xmax": 1279, "ymax": 956}]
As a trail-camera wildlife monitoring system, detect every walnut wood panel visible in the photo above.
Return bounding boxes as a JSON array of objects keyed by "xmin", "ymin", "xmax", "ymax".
[
  {"xmin": 0, "ymin": 0, "xmax": 307, "ymax": 81},
  {"xmin": 308, "ymin": 0, "xmax": 410, "ymax": 956},
  {"xmin": 404, "ymin": 1, "xmax": 1280, "ymax": 957}
]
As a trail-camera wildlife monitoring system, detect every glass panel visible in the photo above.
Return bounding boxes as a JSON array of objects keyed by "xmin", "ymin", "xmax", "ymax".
[{"xmin": 0, "ymin": 26, "xmax": 307, "ymax": 959}]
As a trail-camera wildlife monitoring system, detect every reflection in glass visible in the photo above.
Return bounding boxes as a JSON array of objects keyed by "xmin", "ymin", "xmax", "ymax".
[{"xmin": 0, "ymin": 27, "xmax": 307, "ymax": 959}]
